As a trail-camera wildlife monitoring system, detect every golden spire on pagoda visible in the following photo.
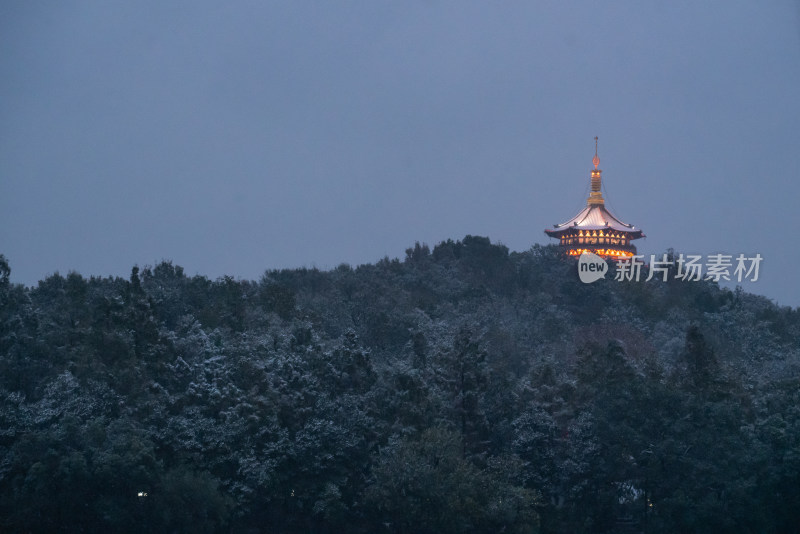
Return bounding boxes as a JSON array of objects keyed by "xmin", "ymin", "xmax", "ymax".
[{"xmin": 588, "ymin": 136, "xmax": 604, "ymax": 206}]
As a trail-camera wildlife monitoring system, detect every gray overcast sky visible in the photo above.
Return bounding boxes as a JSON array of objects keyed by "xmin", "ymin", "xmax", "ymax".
[{"xmin": 2, "ymin": 1, "xmax": 800, "ymax": 306}]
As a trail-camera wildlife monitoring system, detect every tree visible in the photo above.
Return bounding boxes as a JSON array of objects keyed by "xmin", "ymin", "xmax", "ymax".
[
  {"xmin": 366, "ymin": 428, "xmax": 539, "ymax": 534},
  {"xmin": 435, "ymin": 327, "xmax": 490, "ymax": 459}
]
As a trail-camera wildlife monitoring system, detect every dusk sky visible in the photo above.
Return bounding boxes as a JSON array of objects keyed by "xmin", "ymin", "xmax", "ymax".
[{"xmin": 2, "ymin": 2, "xmax": 799, "ymax": 306}]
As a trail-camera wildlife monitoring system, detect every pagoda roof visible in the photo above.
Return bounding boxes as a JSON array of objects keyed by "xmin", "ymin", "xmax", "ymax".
[{"xmin": 545, "ymin": 203, "xmax": 644, "ymax": 239}]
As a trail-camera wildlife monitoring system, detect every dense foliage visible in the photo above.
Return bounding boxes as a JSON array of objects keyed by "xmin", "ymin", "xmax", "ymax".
[{"xmin": 1, "ymin": 238, "xmax": 799, "ymax": 533}]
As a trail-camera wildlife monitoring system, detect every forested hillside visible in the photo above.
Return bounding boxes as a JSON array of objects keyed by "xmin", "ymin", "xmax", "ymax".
[{"xmin": 1, "ymin": 237, "xmax": 799, "ymax": 533}]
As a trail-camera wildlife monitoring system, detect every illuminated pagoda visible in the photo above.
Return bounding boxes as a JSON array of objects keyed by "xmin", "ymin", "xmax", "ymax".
[{"xmin": 544, "ymin": 138, "xmax": 644, "ymax": 259}]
